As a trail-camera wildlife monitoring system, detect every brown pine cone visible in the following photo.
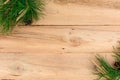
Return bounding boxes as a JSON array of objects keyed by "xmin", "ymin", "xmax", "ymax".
[{"xmin": 114, "ymin": 61, "xmax": 120, "ymax": 70}]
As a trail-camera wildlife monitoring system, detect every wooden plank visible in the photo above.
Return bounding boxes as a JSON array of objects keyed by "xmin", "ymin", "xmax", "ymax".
[
  {"xmin": 0, "ymin": 25, "xmax": 119, "ymax": 53},
  {"xmin": 34, "ymin": 0, "xmax": 120, "ymax": 25},
  {"xmin": 0, "ymin": 25, "xmax": 118, "ymax": 79},
  {"xmin": 0, "ymin": 52, "xmax": 113, "ymax": 80}
]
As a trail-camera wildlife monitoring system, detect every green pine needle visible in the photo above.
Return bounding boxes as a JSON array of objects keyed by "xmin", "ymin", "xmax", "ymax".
[
  {"xmin": 95, "ymin": 56, "xmax": 120, "ymax": 80},
  {"xmin": 94, "ymin": 43, "xmax": 120, "ymax": 80},
  {"xmin": 0, "ymin": 0, "xmax": 44, "ymax": 33}
]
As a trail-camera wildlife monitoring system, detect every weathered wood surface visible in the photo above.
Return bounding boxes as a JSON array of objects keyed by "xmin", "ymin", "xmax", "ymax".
[
  {"xmin": 0, "ymin": 26, "xmax": 120, "ymax": 53},
  {"xmin": 35, "ymin": 0, "xmax": 120, "ymax": 25},
  {"xmin": 0, "ymin": 25, "xmax": 119, "ymax": 80},
  {"xmin": 1, "ymin": 0, "xmax": 120, "ymax": 79},
  {"xmin": 0, "ymin": 52, "xmax": 114, "ymax": 80}
]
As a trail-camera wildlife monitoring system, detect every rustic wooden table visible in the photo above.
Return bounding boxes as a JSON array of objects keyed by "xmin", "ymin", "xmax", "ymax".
[{"xmin": 0, "ymin": 0, "xmax": 120, "ymax": 80}]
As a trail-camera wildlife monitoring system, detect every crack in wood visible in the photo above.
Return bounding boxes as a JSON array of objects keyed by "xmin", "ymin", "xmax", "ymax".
[
  {"xmin": 11, "ymin": 74, "xmax": 20, "ymax": 76},
  {"xmin": 1, "ymin": 79, "xmax": 15, "ymax": 80}
]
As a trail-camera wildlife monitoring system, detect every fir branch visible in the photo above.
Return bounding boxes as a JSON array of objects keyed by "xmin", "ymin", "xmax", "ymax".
[
  {"xmin": 0, "ymin": 0, "xmax": 45, "ymax": 33},
  {"xmin": 94, "ymin": 43, "xmax": 120, "ymax": 80}
]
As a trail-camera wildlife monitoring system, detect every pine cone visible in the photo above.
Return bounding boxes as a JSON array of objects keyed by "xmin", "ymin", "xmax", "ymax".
[{"xmin": 114, "ymin": 61, "xmax": 120, "ymax": 70}]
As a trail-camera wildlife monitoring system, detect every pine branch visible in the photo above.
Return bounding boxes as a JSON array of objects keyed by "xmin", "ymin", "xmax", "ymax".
[
  {"xmin": 0, "ymin": 0, "xmax": 45, "ymax": 33},
  {"xmin": 94, "ymin": 43, "xmax": 120, "ymax": 80}
]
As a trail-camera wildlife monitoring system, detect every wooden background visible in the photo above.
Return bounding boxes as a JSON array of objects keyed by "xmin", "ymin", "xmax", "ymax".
[{"xmin": 0, "ymin": 0, "xmax": 120, "ymax": 80}]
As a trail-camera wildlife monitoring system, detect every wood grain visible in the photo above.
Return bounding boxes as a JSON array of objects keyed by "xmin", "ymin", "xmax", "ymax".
[
  {"xmin": 0, "ymin": 26, "xmax": 118, "ymax": 53},
  {"xmin": 34, "ymin": 0, "xmax": 120, "ymax": 25},
  {"xmin": 0, "ymin": 52, "xmax": 113, "ymax": 80},
  {"xmin": 0, "ymin": 25, "xmax": 118, "ymax": 79},
  {"xmin": 1, "ymin": 0, "xmax": 120, "ymax": 79}
]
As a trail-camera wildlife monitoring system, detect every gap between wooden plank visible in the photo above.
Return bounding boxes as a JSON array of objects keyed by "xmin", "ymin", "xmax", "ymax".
[{"xmin": 20, "ymin": 25, "xmax": 120, "ymax": 26}]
